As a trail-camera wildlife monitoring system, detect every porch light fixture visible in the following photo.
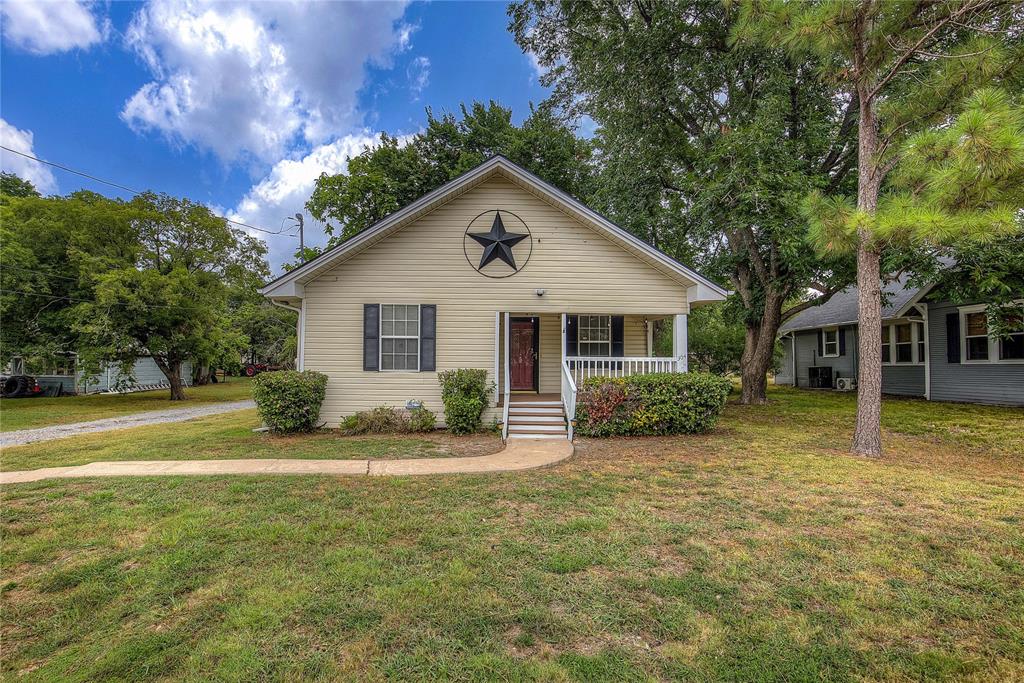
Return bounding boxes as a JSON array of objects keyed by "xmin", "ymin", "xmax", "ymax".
[{"xmin": 535, "ymin": 288, "xmax": 546, "ymax": 297}]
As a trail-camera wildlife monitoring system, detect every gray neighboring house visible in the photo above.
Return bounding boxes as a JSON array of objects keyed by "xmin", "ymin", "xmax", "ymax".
[
  {"xmin": 8, "ymin": 354, "xmax": 193, "ymax": 395},
  {"xmin": 776, "ymin": 277, "xmax": 1024, "ymax": 407}
]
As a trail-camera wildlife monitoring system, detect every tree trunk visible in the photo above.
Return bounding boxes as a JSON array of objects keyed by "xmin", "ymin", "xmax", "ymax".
[
  {"xmin": 154, "ymin": 357, "xmax": 189, "ymax": 401},
  {"xmin": 195, "ymin": 363, "xmax": 211, "ymax": 386},
  {"xmin": 739, "ymin": 292, "xmax": 784, "ymax": 405},
  {"xmin": 851, "ymin": 82, "xmax": 883, "ymax": 457}
]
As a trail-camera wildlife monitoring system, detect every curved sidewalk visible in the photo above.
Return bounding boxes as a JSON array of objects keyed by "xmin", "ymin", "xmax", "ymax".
[{"xmin": 0, "ymin": 438, "xmax": 573, "ymax": 484}]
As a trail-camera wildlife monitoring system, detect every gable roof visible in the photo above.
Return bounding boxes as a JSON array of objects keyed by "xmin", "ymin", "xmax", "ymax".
[
  {"xmin": 779, "ymin": 275, "xmax": 927, "ymax": 333},
  {"xmin": 259, "ymin": 155, "xmax": 728, "ymax": 303}
]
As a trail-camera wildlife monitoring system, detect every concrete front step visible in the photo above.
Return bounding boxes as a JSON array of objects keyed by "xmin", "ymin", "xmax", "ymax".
[
  {"xmin": 507, "ymin": 433, "xmax": 567, "ymax": 440},
  {"xmin": 510, "ymin": 400, "xmax": 562, "ymax": 407},
  {"xmin": 509, "ymin": 407, "xmax": 563, "ymax": 415},
  {"xmin": 507, "ymin": 413, "xmax": 565, "ymax": 423},
  {"xmin": 509, "ymin": 424, "xmax": 567, "ymax": 433}
]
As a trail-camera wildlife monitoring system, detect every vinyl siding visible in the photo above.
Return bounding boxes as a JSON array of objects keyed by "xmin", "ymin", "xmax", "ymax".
[
  {"xmin": 80, "ymin": 358, "xmax": 193, "ymax": 394},
  {"xmin": 927, "ymin": 300, "xmax": 1024, "ymax": 406},
  {"xmin": 783, "ymin": 328, "xmax": 856, "ymax": 388},
  {"xmin": 303, "ymin": 176, "xmax": 689, "ymax": 426},
  {"xmin": 881, "ymin": 365, "xmax": 925, "ymax": 397},
  {"xmin": 779, "ymin": 326, "xmax": 923, "ymax": 396}
]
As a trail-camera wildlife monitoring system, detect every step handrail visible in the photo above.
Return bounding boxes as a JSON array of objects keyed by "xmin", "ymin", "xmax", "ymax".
[{"xmin": 561, "ymin": 360, "xmax": 577, "ymax": 441}]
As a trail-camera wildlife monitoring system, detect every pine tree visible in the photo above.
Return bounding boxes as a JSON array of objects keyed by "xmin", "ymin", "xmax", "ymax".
[{"xmin": 736, "ymin": 0, "xmax": 1024, "ymax": 456}]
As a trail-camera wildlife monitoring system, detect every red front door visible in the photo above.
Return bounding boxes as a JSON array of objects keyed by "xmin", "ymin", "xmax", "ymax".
[{"xmin": 510, "ymin": 319, "xmax": 537, "ymax": 391}]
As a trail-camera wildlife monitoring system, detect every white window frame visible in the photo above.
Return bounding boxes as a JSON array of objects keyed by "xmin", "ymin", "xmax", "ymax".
[
  {"xmin": 821, "ymin": 326, "xmax": 840, "ymax": 358},
  {"xmin": 959, "ymin": 303, "xmax": 1024, "ymax": 365},
  {"xmin": 379, "ymin": 303, "xmax": 421, "ymax": 372},
  {"xmin": 881, "ymin": 321, "xmax": 925, "ymax": 366},
  {"xmin": 577, "ymin": 314, "xmax": 612, "ymax": 357}
]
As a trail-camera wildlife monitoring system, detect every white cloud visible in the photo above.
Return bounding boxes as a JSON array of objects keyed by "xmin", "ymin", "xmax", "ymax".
[
  {"xmin": 0, "ymin": 119, "xmax": 58, "ymax": 194},
  {"xmin": 0, "ymin": 0, "xmax": 106, "ymax": 55},
  {"xmin": 407, "ymin": 56, "xmax": 430, "ymax": 100},
  {"xmin": 121, "ymin": 0, "xmax": 410, "ymax": 164},
  {"xmin": 228, "ymin": 133, "xmax": 380, "ymax": 271}
]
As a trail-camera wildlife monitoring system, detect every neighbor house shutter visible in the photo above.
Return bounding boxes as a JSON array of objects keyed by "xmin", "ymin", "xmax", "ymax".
[
  {"xmin": 838, "ymin": 327, "xmax": 847, "ymax": 356},
  {"xmin": 565, "ymin": 315, "xmax": 579, "ymax": 356},
  {"xmin": 420, "ymin": 305, "xmax": 436, "ymax": 372},
  {"xmin": 363, "ymin": 304, "xmax": 380, "ymax": 371},
  {"xmin": 946, "ymin": 313, "xmax": 960, "ymax": 363},
  {"xmin": 611, "ymin": 316, "xmax": 625, "ymax": 357},
  {"xmin": 817, "ymin": 329, "xmax": 824, "ymax": 357}
]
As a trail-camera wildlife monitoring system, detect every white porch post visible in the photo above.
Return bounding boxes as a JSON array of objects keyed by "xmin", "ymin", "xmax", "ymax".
[
  {"xmin": 673, "ymin": 313, "xmax": 688, "ymax": 372},
  {"xmin": 560, "ymin": 313, "xmax": 567, "ymax": 364},
  {"xmin": 494, "ymin": 311, "xmax": 500, "ymax": 405},
  {"xmin": 503, "ymin": 311, "xmax": 510, "ymax": 392},
  {"xmin": 646, "ymin": 320, "xmax": 654, "ymax": 357}
]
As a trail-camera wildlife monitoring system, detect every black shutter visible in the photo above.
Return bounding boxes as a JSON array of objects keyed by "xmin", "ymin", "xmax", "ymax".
[
  {"xmin": 611, "ymin": 316, "xmax": 625, "ymax": 357},
  {"xmin": 817, "ymin": 329, "xmax": 824, "ymax": 357},
  {"xmin": 363, "ymin": 304, "xmax": 380, "ymax": 371},
  {"xmin": 565, "ymin": 315, "xmax": 579, "ymax": 356},
  {"xmin": 946, "ymin": 313, "xmax": 960, "ymax": 363},
  {"xmin": 839, "ymin": 327, "xmax": 847, "ymax": 356},
  {"xmin": 420, "ymin": 305, "xmax": 436, "ymax": 372}
]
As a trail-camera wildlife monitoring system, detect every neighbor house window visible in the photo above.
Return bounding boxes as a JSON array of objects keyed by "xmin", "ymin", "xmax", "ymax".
[
  {"xmin": 822, "ymin": 327, "xmax": 839, "ymax": 357},
  {"xmin": 380, "ymin": 304, "xmax": 419, "ymax": 371},
  {"xmin": 894, "ymin": 323, "xmax": 913, "ymax": 363},
  {"xmin": 881, "ymin": 326, "xmax": 891, "ymax": 363},
  {"xmin": 578, "ymin": 315, "xmax": 611, "ymax": 356},
  {"xmin": 999, "ymin": 313, "xmax": 1024, "ymax": 361},
  {"xmin": 963, "ymin": 311, "xmax": 989, "ymax": 361},
  {"xmin": 915, "ymin": 322, "xmax": 926, "ymax": 363}
]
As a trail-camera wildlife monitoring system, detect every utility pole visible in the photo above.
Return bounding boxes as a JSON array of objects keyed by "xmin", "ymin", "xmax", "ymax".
[{"xmin": 289, "ymin": 213, "xmax": 305, "ymax": 261}]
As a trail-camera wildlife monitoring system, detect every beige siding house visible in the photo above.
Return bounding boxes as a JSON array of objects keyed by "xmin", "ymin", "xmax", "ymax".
[{"xmin": 261, "ymin": 156, "xmax": 726, "ymax": 439}]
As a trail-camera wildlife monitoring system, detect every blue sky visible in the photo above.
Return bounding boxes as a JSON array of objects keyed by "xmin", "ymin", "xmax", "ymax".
[{"xmin": 0, "ymin": 0, "xmax": 550, "ymax": 271}]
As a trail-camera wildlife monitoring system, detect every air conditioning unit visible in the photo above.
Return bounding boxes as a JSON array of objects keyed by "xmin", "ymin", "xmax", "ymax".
[{"xmin": 835, "ymin": 377, "xmax": 856, "ymax": 392}]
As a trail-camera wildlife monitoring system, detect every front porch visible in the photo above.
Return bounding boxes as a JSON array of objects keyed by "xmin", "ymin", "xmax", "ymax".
[{"xmin": 494, "ymin": 312, "xmax": 689, "ymax": 440}]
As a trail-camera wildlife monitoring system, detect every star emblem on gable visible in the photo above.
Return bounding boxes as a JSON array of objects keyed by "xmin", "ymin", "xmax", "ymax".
[{"xmin": 468, "ymin": 212, "xmax": 529, "ymax": 271}]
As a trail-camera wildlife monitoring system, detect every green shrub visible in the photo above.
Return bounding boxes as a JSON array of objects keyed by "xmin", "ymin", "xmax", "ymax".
[
  {"xmin": 251, "ymin": 370, "xmax": 328, "ymax": 433},
  {"xmin": 408, "ymin": 405, "xmax": 437, "ymax": 433},
  {"xmin": 340, "ymin": 404, "xmax": 436, "ymax": 435},
  {"xmin": 574, "ymin": 372, "xmax": 732, "ymax": 437},
  {"xmin": 437, "ymin": 369, "xmax": 493, "ymax": 434},
  {"xmin": 443, "ymin": 395, "xmax": 485, "ymax": 435}
]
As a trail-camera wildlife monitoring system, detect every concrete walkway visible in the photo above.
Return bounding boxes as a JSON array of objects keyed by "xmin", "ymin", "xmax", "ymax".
[
  {"xmin": 0, "ymin": 438, "xmax": 573, "ymax": 484},
  {"xmin": 0, "ymin": 400, "xmax": 256, "ymax": 448}
]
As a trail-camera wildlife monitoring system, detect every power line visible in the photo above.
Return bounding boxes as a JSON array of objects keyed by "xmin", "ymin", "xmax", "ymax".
[
  {"xmin": 0, "ymin": 145, "xmax": 292, "ymax": 236},
  {"xmin": 2, "ymin": 264, "xmax": 82, "ymax": 282},
  {"xmin": 0, "ymin": 288, "xmax": 203, "ymax": 312}
]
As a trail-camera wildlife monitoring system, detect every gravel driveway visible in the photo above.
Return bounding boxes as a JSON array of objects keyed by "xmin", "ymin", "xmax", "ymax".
[{"xmin": 1, "ymin": 400, "xmax": 256, "ymax": 448}]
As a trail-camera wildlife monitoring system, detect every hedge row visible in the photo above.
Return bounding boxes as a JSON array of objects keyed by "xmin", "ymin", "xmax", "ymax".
[{"xmin": 574, "ymin": 372, "xmax": 732, "ymax": 437}]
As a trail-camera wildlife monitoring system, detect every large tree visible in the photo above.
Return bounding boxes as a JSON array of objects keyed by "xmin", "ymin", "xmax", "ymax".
[
  {"xmin": 737, "ymin": 0, "xmax": 1024, "ymax": 455},
  {"xmin": 1, "ymin": 186, "xmax": 135, "ymax": 370},
  {"xmin": 76, "ymin": 193, "xmax": 268, "ymax": 400},
  {"xmin": 305, "ymin": 101, "xmax": 593, "ymax": 250},
  {"xmin": 509, "ymin": 0, "xmax": 858, "ymax": 404}
]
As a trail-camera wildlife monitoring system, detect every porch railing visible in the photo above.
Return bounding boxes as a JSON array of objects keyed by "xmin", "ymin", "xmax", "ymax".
[
  {"xmin": 565, "ymin": 356, "xmax": 679, "ymax": 386},
  {"xmin": 561, "ymin": 360, "xmax": 577, "ymax": 441}
]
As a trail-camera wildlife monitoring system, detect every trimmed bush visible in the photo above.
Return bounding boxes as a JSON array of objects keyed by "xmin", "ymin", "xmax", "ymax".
[
  {"xmin": 438, "ymin": 368, "xmax": 493, "ymax": 435},
  {"xmin": 251, "ymin": 370, "xmax": 328, "ymax": 433},
  {"xmin": 340, "ymin": 404, "xmax": 436, "ymax": 435},
  {"xmin": 574, "ymin": 372, "xmax": 732, "ymax": 437}
]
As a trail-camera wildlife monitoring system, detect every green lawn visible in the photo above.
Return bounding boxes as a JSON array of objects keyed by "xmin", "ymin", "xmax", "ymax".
[
  {"xmin": 2, "ymin": 387, "xmax": 1022, "ymax": 681},
  {"xmin": 0, "ymin": 409, "xmax": 502, "ymax": 472},
  {"xmin": 0, "ymin": 378, "xmax": 252, "ymax": 432}
]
